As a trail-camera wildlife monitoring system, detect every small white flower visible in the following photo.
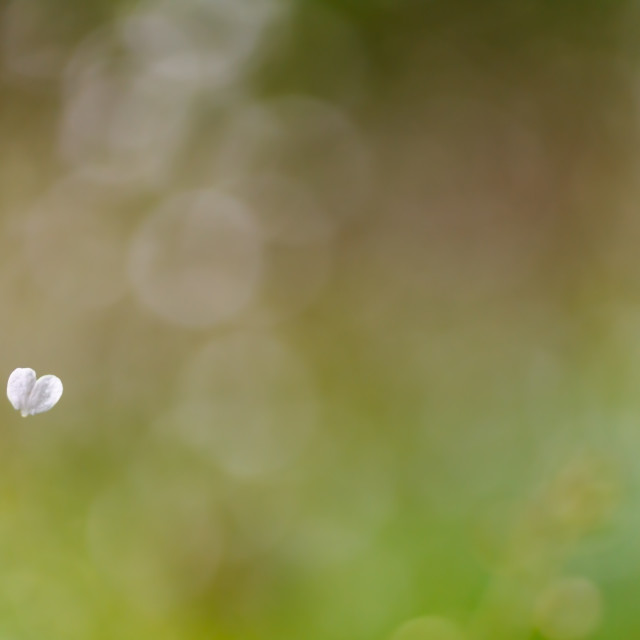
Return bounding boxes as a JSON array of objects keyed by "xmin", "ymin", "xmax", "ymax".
[{"xmin": 7, "ymin": 368, "xmax": 63, "ymax": 417}]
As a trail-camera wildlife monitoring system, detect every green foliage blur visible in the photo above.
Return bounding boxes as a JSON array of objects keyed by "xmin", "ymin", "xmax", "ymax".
[{"xmin": 2, "ymin": 1, "xmax": 640, "ymax": 639}]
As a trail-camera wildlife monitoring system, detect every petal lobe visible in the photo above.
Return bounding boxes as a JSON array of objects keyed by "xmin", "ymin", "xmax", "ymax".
[
  {"xmin": 27, "ymin": 375, "xmax": 63, "ymax": 416},
  {"xmin": 7, "ymin": 368, "xmax": 36, "ymax": 413}
]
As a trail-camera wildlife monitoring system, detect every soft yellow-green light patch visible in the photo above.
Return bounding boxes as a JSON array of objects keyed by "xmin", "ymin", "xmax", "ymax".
[
  {"xmin": 390, "ymin": 616, "xmax": 467, "ymax": 640},
  {"xmin": 534, "ymin": 577, "xmax": 603, "ymax": 640}
]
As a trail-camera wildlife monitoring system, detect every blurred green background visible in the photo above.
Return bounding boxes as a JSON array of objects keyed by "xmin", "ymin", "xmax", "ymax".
[{"xmin": 2, "ymin": 0, "xmax": 640, "ymax": 638}]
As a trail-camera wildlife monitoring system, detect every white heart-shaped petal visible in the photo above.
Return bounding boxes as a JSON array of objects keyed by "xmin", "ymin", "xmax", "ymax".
[{"xmin": 7, "ymin": 368, "xmax": 63, "ymax": 417}]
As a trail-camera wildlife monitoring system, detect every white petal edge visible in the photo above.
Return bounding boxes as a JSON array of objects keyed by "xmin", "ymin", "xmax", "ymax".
[
  {"xmin": 7, "ymin": 368, "xmax": 36, "ymax": 413},
  {"xmin": 26, "ymin": 375, "xmax": 63, "ymax": 416}
]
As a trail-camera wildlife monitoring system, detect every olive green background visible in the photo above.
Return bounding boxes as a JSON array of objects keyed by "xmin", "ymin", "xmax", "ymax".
[{"xmin": 1, "ymin": 1, "xmax": 640, "ymax": 639}]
